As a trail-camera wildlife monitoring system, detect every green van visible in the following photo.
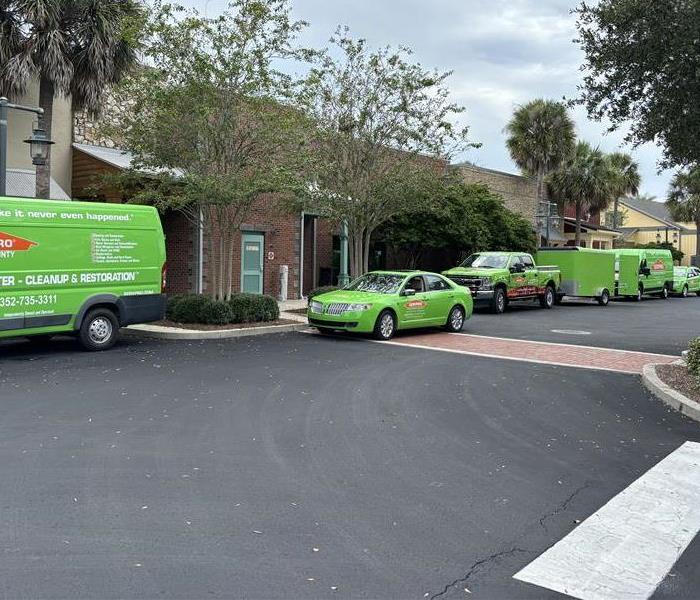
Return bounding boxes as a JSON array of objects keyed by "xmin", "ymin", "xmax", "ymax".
[
  {"xmin": 613, "ymin": 248, "xmax": 674, "ymax": 300},
  {"xmin": 536, "ymin": 247, "xmax": 615, "ymax": 306},
  {"xmin": 0, "ymin": 197, "xmax": 166, "ymax": 350}
]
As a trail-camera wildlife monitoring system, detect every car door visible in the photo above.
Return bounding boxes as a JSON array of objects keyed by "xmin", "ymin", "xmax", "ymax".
[
  {"xmin": 508, "ymin": 256, "xmax": 527, "ymax": 299},
  {"xmin": 520, "ymin": 254, "xmax": 538, "ymax": 297},
  {"xmin": 424, "ymin": 274, "xmax": 453, "ymax": 324},
  {"xmin": 397, "ymin": 275, "xmax": 430, "ymax": 327},
  {"xmin": 690, "ymin": 268, "xmax": 700, "ymax": 292}
]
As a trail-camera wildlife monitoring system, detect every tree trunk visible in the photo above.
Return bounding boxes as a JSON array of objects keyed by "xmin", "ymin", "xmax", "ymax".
[
  {"xmin": 207, "ymin": 227, "xmax": 217, "ymax": 299},
  {"xmin": 575, "ymin": 202, "xmax": 582, "ymax": 246},
  {"xmin": 36, "ymin": 76, "xmax": 54, "ymax": 200},
  {"xmin": 696, "ymin": 217, "xmax": 700, "ymax": 267},
  {"xmin": 362, "ymin": 228, "xmax": 372, "ymax": 275}
]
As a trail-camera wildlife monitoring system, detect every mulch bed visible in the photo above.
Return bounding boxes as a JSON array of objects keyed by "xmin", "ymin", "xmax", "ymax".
[
  {"xmin": 656, "ymin": 364, "xmax": 700, "ymax": 403},
  {"xmin": 151, "ymin": 318, "xmax": 298, "ymax": 331}
]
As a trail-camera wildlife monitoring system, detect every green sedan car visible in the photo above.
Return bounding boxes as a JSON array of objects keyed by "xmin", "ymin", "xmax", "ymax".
[
  {"xmin": 308, "ymin": 271, "xmax": 473, "ymax": 340},
  {"xmin": 672, "ymin": 266, "xmax": 700, "ymax": 297}
]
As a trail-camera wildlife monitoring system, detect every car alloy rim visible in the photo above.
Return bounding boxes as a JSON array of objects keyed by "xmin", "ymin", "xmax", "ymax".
[
  {"xmin": 547, "ymin": 289, "xmax": 553, "ymax": 306},
  {"xmin": 451, "ymin": 309, "xmax": 463, "ymax": 329},
  {"xmin": 497, "ymin": 292, "xmax": 505, "ymax": 311},
  {"xmin": 380, "ymin": 314, "xmax": 394, "ymax": 338},
  {"xmin": 88, "ymin": 317, "xmax": 113, "ymax": 344}
]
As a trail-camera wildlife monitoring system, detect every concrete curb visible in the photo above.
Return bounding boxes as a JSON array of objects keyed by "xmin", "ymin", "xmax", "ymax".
[
  {"xmin": 123, "ymin": 322, "xmax": 309, "ymax": 340},
  {"xmin": 642, "ymin": 362, "xmax": 700, "ymax": 423}
]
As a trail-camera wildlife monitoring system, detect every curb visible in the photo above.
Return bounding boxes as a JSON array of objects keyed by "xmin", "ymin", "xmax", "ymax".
[
  {"xmin": 123, "ymin": 322, "xmax": 309, "ymax": 340},
  {"xmin": 642, "ymin": 362, "xmax": 700, "ymax": 423}
]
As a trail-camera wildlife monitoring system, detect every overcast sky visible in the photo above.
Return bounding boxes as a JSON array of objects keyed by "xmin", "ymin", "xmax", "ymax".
[{"xmin": 182, "ymin": 0, "xmax": 673, "ymax": 199}]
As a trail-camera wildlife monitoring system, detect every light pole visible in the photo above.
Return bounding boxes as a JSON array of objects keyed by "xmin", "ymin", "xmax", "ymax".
[
  {"xmin": 0, "ymin": 97, "xmax": 54, "ymax": 197},
  {"xmin": 535, "ymin": 199, "xmax": 561, "ymax": 247},
  {"xmin": 338, "ymin": 220, "xmax": 350, "ymax": 287}
]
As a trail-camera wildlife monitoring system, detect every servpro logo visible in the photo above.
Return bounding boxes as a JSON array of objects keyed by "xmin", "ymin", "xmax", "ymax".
[
  {"xmin": 651, "ymin": 259, "xmax": 666, "ymax": 271},
  {"xmin": 0, "ymin": 232, "xmax": 37, "ymax": 257},
  {"xmin": 404, "ymin": 299, "xmax": 427, "ymax": 310}
]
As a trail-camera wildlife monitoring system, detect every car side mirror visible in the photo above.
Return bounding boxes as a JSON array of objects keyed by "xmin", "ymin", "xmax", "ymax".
[
  {"xmin": 402, "ymin": 288, "xmax": 416, "ymax": 296},
  {"xmin": 641, "ymin": 267, "xmax": 651, "ymax": 276}
]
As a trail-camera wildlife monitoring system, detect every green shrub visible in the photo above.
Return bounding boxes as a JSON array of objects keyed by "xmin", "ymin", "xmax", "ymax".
[
  {"xmin": 167, "ymin": 293, "xmax": 279, "ymax": 325},
  {"xmin": 165, "ymin": 294, "xmax": 186, "ymax": 319},
  {"xmin": 229, "ymin": 293, "xmax": 279, "ymax": 322},
  {"xmin": 308, "ymin": 286, "xmax": 338, "ymax": 300},
  {"xmin": 687, "ymin": 338, "xmax": 700, "ymax": 382},
  {"xmin": 169, "ymin": 294, "xmax": 213, "ymax": 323}
]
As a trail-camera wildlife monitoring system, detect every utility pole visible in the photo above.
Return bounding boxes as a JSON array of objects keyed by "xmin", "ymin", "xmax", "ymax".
[{"xmin": 535, "ymin": 199, "xmax": 561, "ymax": 247}]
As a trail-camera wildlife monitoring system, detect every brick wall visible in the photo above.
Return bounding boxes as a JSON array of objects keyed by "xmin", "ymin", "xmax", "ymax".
[
  {"xmin": 162, "ymin": 211, "xmax": 195, "ymax": 294},
  {"xmin": 455, "ymin": 163, "xmax": 538, "ymax": 223}
]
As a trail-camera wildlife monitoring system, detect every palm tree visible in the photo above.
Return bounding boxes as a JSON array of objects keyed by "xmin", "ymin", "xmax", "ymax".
[
  {"xmin": 0, "ymin": 0, "xmax": 143, "ymax": 198},
  {"xmin": 505, "ymin": 99, "xmax": 576, "ymax": 216},
  {"xmin": 548, "ymin": 141, "xmax": 616, "ymax": 246},
  {"xmin": 608, "ymin": 152, "xmax": 641, "ymax": 230},
  {"xmin": 667, "ymin": 167, "xmax": 700, "ymax": 265}
]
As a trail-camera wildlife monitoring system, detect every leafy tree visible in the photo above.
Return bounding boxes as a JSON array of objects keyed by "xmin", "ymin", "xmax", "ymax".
[
  {"xmin": 301, "ymin": 28, "xmax": 476, "ymax": 276},
  {"xmin": 667, "ymin": 167, "xmax": 700, "ymax": 264},
  {"xmin": 575, "ymin": 0, "xmax": 700, "ymax": 169},
  {"xmin": 111, "ymin": 0, "xmax": 312, "ymax": 300},
  {"xmin": 0, "ymin": 0, "xmax": 144, "ymax": 198},
  {"xmin": 548, "ymin": 141, "xmax": 616, "ymax": 246},
  {"xmin": 376, "ymin": 182, "xmax": 536, "ymax": 269},
  {"xmin": 607, "ymin": 152, "xmax": 640, "ymax": 231},
  {"xmin": 505, "ymin": 99, "xmax": 576, "ymax": 213}
]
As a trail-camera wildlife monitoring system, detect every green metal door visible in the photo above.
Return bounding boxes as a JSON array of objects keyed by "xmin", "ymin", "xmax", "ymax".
[{"xmin": 241, "ymin": 233, "xmax": 264, "ymax": 294}]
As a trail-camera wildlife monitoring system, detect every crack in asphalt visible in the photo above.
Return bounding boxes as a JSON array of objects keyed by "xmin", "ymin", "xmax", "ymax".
[
  {"xmin": 538, "ymin": 481, "xmax": 591, "ymax": 533},
  {"xmin": 428, "ymin": 547, "xmax": 530, "ymax": 600}
]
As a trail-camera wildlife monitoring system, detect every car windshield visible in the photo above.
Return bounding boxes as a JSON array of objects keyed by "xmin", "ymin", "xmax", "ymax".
[
  {"xmin": 459, "ymin": 254, "xmax": 509, "ymax": 269},
  {"xmin": 345, "ymin": 273, "xmax": 405, "ymax": 294},
  {"xmin": 674, "ymin": 267, "xmax": 687, "ymax": 275}
]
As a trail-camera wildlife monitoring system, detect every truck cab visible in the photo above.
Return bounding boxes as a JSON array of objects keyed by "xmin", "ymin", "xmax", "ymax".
[{"xmin": 443, "ymin": 252, "xmax": 561, "ymax": 314}]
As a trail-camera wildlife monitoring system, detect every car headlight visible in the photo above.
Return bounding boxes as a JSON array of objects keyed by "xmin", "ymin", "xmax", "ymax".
[
  {"xmin": 309, "ymin": 300, "xmax": 323, "ymax": 313},
  {"xmin": 347, "ymin": 303, "xmax": 373, "ymax": 312}
]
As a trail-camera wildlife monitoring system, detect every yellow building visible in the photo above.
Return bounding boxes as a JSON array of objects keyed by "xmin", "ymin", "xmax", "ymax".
[{"xmin": 618, "ymin": 197, "xmax": 698, "ymax": 266}]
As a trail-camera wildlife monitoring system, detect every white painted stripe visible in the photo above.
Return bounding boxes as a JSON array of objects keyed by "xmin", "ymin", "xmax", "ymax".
[{"xmin": 514, "ymin": 441, "xmax": 700, "ymax": 600}]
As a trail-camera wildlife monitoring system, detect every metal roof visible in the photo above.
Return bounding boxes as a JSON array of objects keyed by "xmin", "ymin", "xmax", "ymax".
[
  {"xmin": 5, "ymin": 168, "xmax": 70, "ymax": 200},
  {"xmin": 72, "ymin": 143, "xmax": 183, "ymax": 177}
]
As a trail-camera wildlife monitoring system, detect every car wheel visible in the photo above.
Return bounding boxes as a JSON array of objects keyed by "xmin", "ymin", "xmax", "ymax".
[
  {"xmin": 79, "ymin": 308, "xmax": 119, "ymax": 351},
  {"xmin": 491, "ymin": 287, "xmax": 507, "ymax": 314},
  {"xmin": 445, "ymin": 305, "xmax": 465, "ymax": 332},
  {"xmin": 597, "ymin": 289, "xmax": 610, "ymax": 306},
  {"xmin": 682, "ymin": 285, "xmax": 689, "ymax": 298},
  {"xmin": 539, "ymin": 285, "xmax": 555, "ymax": 309},
  {"xmin": 373, "ymin": 310, "xmax": 396, "ymax": 341}
]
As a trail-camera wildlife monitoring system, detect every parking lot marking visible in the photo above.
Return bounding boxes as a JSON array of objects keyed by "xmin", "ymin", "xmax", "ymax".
[
  {"xmin": 383, "ymin": 333, "xmax": 679, "ymax": 375},
  {"xmin": 513, "ymin": 441, "xmax": 700, "ymax": 600}
]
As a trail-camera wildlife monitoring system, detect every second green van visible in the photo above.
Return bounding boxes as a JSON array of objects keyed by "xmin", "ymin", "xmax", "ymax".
[{"xmin": 613, "ymin": 248, "xmax": 674, "ymax": 300}]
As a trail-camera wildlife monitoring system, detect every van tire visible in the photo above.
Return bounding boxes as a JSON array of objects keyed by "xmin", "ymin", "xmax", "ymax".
[
  {"xmin": 597, "ymin": 289, "xmax": 610, "ymax": 306},
  {"xmin": 539, "ymin": 285, "xmax": 555, "ymax": 309},
  {"xmin": 491, "ymin": 287, "xmax": 507, "ymax": 314},
  {"xmin": 682, "ymin": 285, "xmax": 689, "ymax": 298},
  {"xmin": 79, "ymin": 308, "xmax": 119, "ymax": 351},
  {"xmin": 658, "ymin": 285, "xmax": 669, "ymax": 299},
  {"xmin": 635, "ymin": 285, "xmax": 643, "ymax": 302}
]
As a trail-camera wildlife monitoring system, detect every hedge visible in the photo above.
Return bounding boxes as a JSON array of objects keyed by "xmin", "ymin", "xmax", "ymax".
[
  {"xmin": 687, "ymin": 338, "xmax": 700, "ymax": 383},
  {"xmin": 166, "ymin": 293, "xmax": 279, "ymax": 325}
]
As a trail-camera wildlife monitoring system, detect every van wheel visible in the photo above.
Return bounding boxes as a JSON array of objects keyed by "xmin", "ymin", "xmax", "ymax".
[
  {"xmin": 539, "ymin": 285, "xmax": 555, "ymax": 309},
  {"xmin": 491, "ymin": 287, "xmax": 507, "ymax": 314},
  {"xmin": 445, "ymin": 305, "xmax": 465, "ymax": 332},
  {"xmin": 597, "ymin": 289, "xmax": 610, "ymax": 306},
  {"xmin": 635, "ymin": 285, "xmax": 643, "ymax": 302},
  {"xmin": 79, "ymin": 308, "xmax": 119, "ymax": 351},
  {"xmin": 682, "ymin": 285, "xmax": 689, "ymax": 298},
  {"xmin": 373, "ymin": 310, "xmax": 396, "ymax": 340},
  {"xmin": 658, "ymin": 285, "xmax": 669, "ymax": 299}
]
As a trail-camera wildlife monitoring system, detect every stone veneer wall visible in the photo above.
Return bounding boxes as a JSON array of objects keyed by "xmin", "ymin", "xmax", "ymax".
[
  {"xmin": 455, "ymin": 163, "xmax": 539, "ymax": 224},
  {"xmin": 73, "ymin": 92, "xmax": 134, "ymax": 148}
]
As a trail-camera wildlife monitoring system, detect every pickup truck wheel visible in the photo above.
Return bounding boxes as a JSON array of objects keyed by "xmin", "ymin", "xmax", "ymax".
[
  {"xmin": 539, "ymin": 285, "xmax": 555, "ymax": 309},
  {"xmin": 373, "ymin": 310, "xmax": 396, "ymax": 340},
  {"xmin": 491, "ymin": 287, "xmax": 507, "ymax": 314},
  {"xmin": 597, "ymin": 289, "xmax": 610, "ymax": 306},
  {"xmin": 444, "ymin": 305, "xmax": 465, "ymax": 332},
  {"xmin": 79, "ymin": 308, "xmax": 119, "ymax": 351}
]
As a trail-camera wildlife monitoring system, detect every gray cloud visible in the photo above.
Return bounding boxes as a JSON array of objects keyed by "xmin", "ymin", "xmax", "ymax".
[{"xmin": 183, "ymin": 0, "xmax": 674, "ymax": 198}]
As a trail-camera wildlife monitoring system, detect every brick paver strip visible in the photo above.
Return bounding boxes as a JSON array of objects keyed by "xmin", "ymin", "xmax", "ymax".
[{"xmin": 386, "ymin": 333, "xmax": 679, "ymax": 374}]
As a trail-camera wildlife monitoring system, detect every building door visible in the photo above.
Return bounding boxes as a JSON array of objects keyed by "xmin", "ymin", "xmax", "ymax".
[{"xmin": 241, "ymin": 233, "xmax": 264, "ymax": 294}]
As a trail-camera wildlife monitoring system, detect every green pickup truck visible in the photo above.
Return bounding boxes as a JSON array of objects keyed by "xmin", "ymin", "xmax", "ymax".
[{"xmin": 443, "ymin": 252, "xmax": 561, "ymax": 314}]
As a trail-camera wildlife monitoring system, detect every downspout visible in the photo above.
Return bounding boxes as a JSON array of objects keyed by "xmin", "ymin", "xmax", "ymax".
[
  {"xmin": 299, "ymin": 211, "xmax": 305, "ymax": 299},
  {"xmin": 195, "ymin": 208, "xmax": 204, "ymax": 294}
]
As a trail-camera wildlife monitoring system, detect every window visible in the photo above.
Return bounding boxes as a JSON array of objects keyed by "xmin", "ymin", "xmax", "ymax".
[
  {"xmin": 520, "ymin": 255, "xmax": 534, "ymax": 269},
  {"xmin": 345, "ymin": 273, "xmax": 404, "ymax": 294},
  {"xmin": 404, "ymin": 276, "xmax": 425, "ymax": 293},
  {"xmin": 426, "ymin": 274, "xmax": 450, "ymax": 291},
  {"xmin": 459, "ymin": 253, "xmax": 509, "ymax": 269}
]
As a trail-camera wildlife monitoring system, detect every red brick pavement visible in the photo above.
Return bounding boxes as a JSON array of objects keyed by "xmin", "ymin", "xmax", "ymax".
[{"xmin": 385, "ymin": 333, "xmax": 679, "ymax": 374}]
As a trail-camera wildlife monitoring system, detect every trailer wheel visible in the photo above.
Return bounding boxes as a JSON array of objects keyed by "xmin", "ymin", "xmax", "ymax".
[
  {"xmin": 539, "ymin": 285, "xmax": 555, "ymax": 309},
  {"xmin": 79, "ymin": 308, "xmax": 119, "ymax": 351},
  {"xmin": 491, "ymin": 287, "xmax": 507, "ymax": 314},
  {"xmin": 597, "ymin": 289, "xmax": 610, "ymax": 306}
]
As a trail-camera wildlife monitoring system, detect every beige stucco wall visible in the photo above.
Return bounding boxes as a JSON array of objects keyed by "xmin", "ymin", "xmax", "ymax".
[{"xmin": 5, "ymin": 81, "xmax": 73, "ymax": 196}]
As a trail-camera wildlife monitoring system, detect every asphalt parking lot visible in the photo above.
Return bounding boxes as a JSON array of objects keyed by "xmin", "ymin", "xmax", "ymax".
[
  {"xmin": 1, "ymin": 330, "xmax": 699, "ymax": 599},
  {"xmin": 464, "ymin": 294, "xmax": 700, "ymax": 356}
]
